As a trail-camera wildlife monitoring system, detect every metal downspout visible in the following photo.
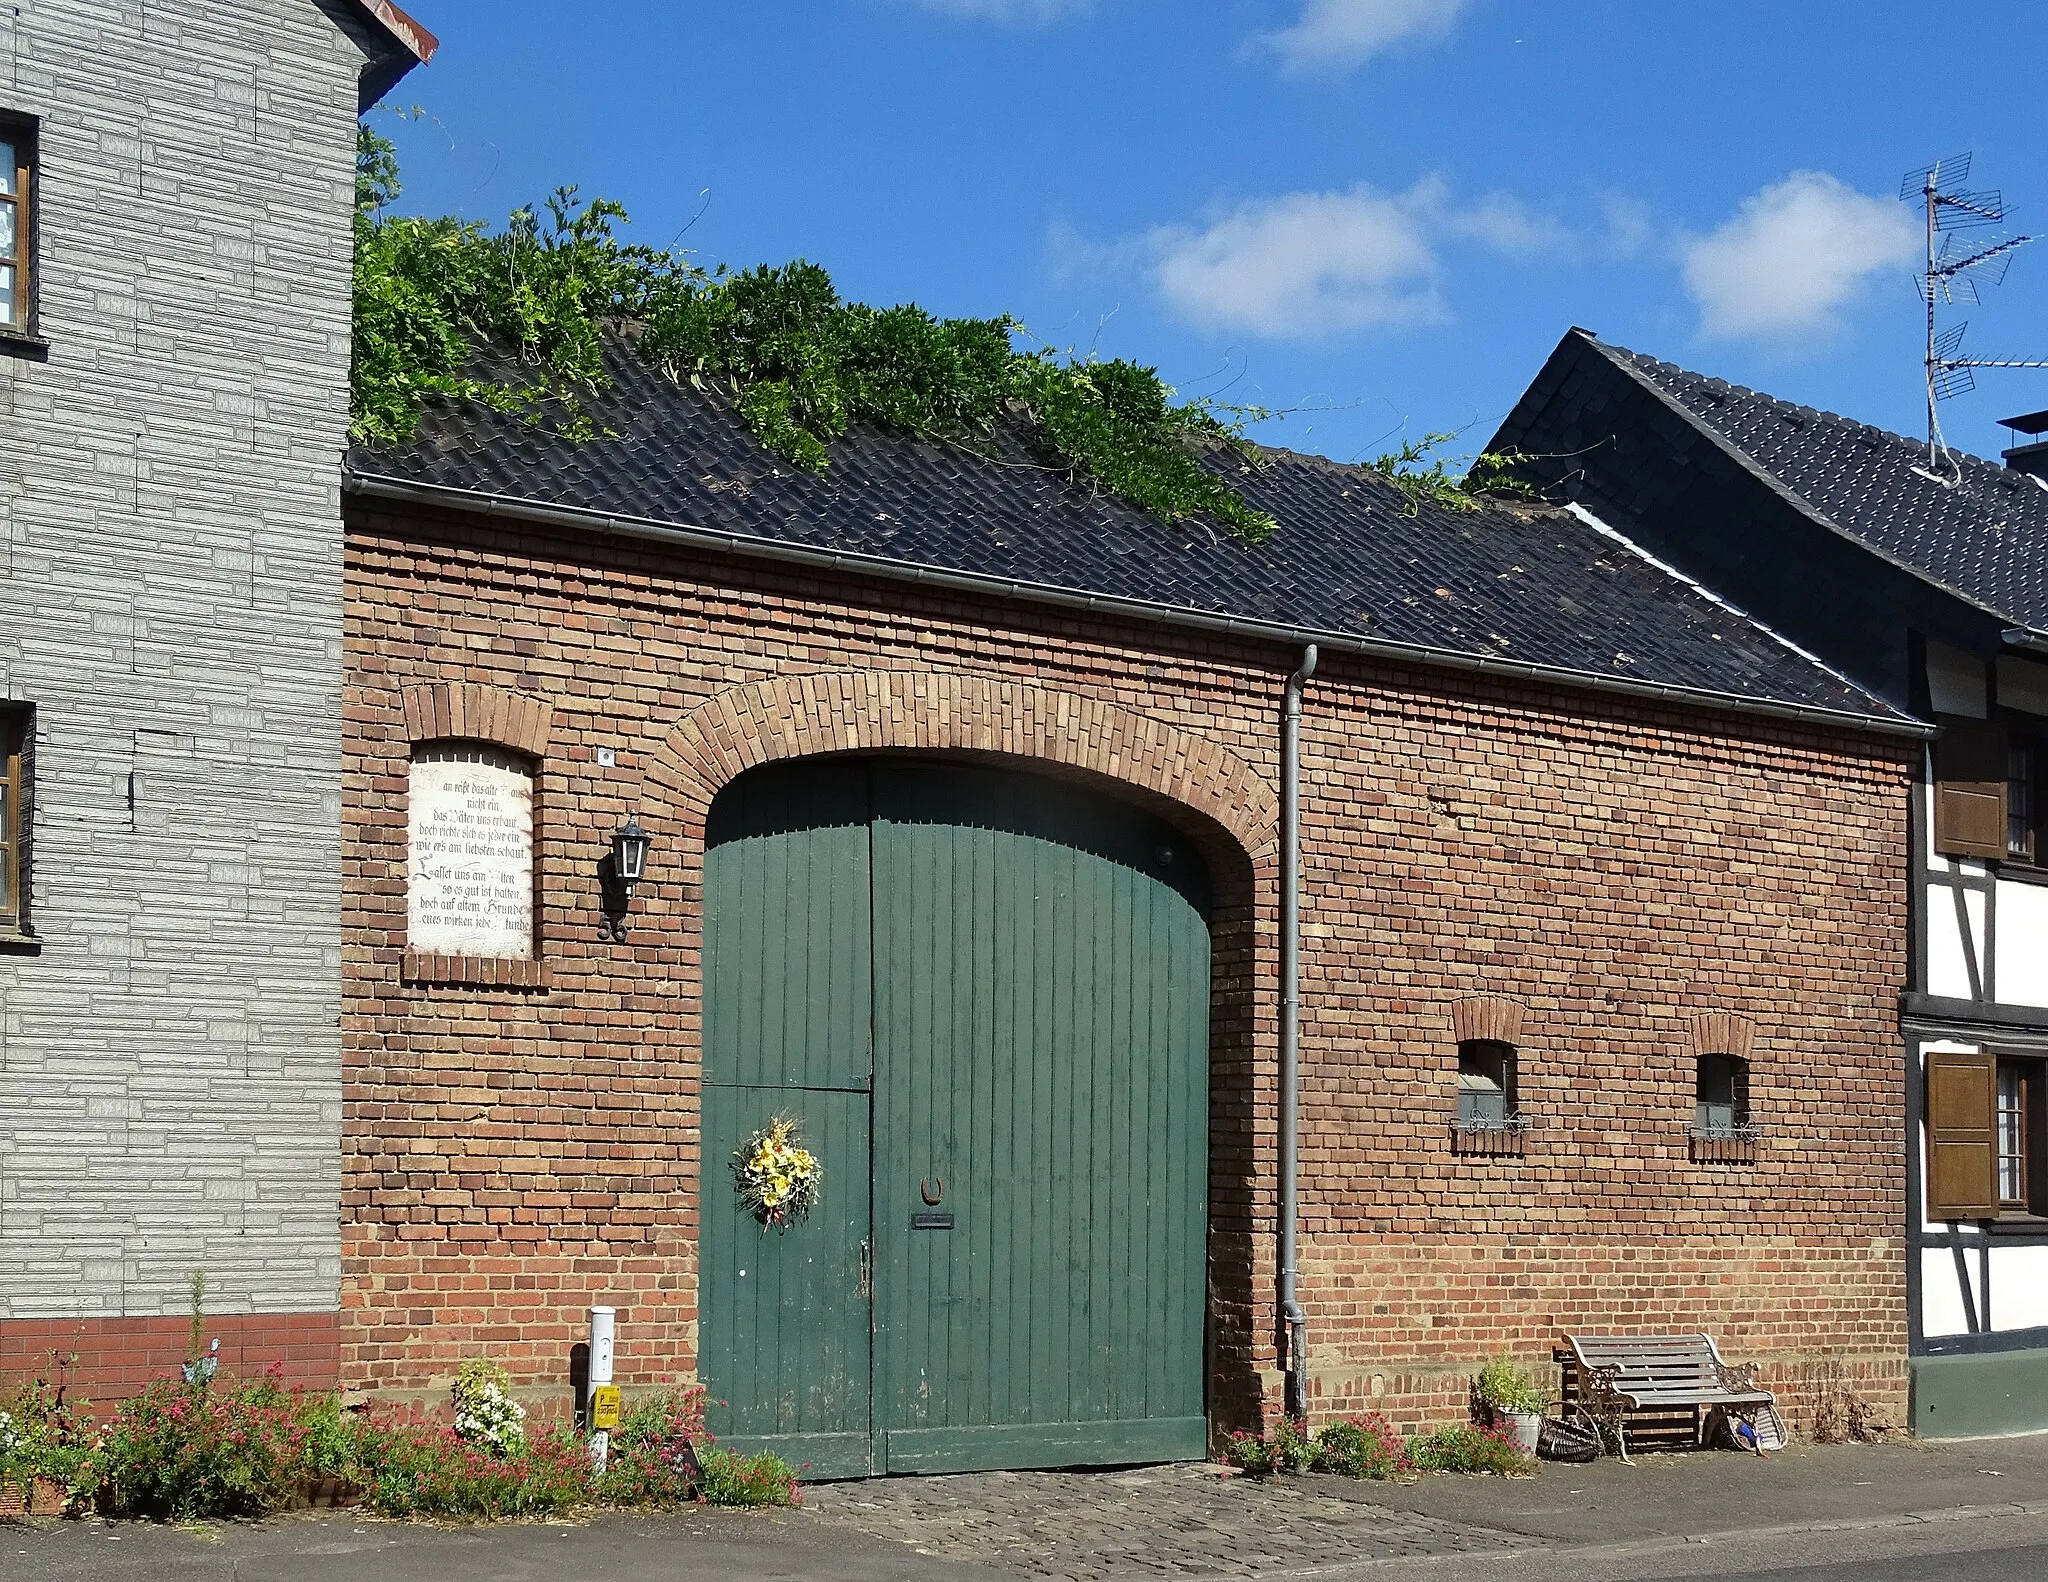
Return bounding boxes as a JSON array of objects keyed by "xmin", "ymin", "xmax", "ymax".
[{"xmin": 1280, "ymin": 644, "xmax": 1318, "ymax": 1421}]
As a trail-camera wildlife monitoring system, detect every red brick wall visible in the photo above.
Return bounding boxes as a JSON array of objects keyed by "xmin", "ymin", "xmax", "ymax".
[
  {"xmin": 341, "ymin": 496, "xmax": 1912, "ymax": 1433},
  {"xmin": 0, "ymin": 1313, "xmax": 340, "ymax": 1404}
]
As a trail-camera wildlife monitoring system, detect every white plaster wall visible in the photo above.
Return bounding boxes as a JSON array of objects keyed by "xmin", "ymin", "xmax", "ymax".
[
  {"xmin": 1994, "ymin": 879, "xmax": 2048, "ymax": 1008},
  {"xmin": 1929, "ymin": 642, "xmax": 1988, "ymax": 717},
  {"xmin": 1928, "ymin": 884, "xmax": 1987, "ymax": 999},
  {"xmin": 1922, "ymin": 1245, "xmax": 1981, "ymax": 1338},
  {"xmin": 1997, "ymin": 656, "xmax": 2048, "ymax": 718},
  {"xmin": 1990, "ymin": 1245, "xmax": 2048, "ymax": 1332}
]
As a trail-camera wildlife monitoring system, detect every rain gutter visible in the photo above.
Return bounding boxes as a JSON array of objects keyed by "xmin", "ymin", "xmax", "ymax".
[{"xmin": 1279, "ymin": 644, "xmax": 1317, "ymax": 1420}]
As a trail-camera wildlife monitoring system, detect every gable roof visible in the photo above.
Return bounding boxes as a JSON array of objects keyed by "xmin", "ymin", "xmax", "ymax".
[
  {"xmin": 1508, "ymin": 328, "xmax": 2048, "ymax": 634},
  {"xmin": 343, "ymin": 337, "xmax": 1916, "ymax": 734}
]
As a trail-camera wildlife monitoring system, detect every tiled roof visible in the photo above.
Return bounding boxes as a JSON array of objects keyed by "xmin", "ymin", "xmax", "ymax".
[
  {"xmin": 1580, "ymin": 331, "xmax": 2048, "ymax": 631},
  {"xmin": 344, "ymin": 337, "xmax": 1904, "ymax": 723}
]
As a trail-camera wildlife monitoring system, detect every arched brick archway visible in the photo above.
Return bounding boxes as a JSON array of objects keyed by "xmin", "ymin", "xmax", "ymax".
[
  {"xmin": 641, "ymin": 668, "xmax": 1279, "ymax": 1443},
  {"xmin": 643, "ymin": 668, "xmax": 1276, "ymax": 860}
]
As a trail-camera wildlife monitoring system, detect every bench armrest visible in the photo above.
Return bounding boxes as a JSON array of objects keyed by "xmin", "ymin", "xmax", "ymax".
[
  {"xmin": 1715, "ymin": 1362, "xmax": 1761, "ymax": 1395},
  {"xmin": 1580, "ymin": 1364, "xmax": 1633, "ymax": 1414}
]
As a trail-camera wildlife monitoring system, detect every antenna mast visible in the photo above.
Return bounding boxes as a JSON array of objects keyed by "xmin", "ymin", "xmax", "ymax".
[{"xmin": 1902, "ymin": 154, "xmax": 2048, "ymax": 469}]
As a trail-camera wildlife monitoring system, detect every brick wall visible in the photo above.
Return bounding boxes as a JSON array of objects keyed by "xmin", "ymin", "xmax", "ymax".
[
  {"xmin": 0, "ymin": 2, "xmax": 365, "ymax": 1348},
  {"xmin": 341, "ymin": 496, "xmax": 1912, "ymax": 1431},
  {"xmin": 0, "ymin": 1311, "xmax": 340, "ymax": 1404}
]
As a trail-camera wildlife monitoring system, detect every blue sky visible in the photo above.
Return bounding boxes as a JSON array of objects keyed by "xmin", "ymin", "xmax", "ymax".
[{"xmin": 379, "ymin": 0, "xmax": 2048, "ymax": 469}]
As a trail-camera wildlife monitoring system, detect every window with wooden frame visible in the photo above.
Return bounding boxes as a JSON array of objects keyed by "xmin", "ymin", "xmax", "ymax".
[
  {"xmin": 0, "ymin": 708, "xmax": 27, "ymax": 937},
  {"xmin": 1933, "ymin": 714, "xmax": 2011, "ymax": 860},
  {"xmin": 1926, "ymin": 1047, "xmax": 2046, "ymax": 1219},
  {"xmin": 1933, "ymin": 711, "xmax": 2048, "ymax": 866},
  {"xmin": 1998, "ymin": 1059, "xmax": 2038, "ymax": 1212},
  {"xmin": 0, "ymin": 117, "xmax": 34, "ymax": 337}
]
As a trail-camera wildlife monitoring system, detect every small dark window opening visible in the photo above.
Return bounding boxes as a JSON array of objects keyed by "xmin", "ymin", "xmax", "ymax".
[
  {"xmin": 2011, "ymin": 739, "xmax": 2041, "ymax": 861},
  {"xmin": 0, "ymin": 706, "xmax": 28, "ymax": 936},
  {"xmin": 0, "ymin": 116, "xmax": 34, "ymax": 337},
  {"xmin": 1457, "ymin": 1040, "xmax": 1518, "ymax": 1128},
  {"xmin": 1694, "ymin": 1054, "xmax": 1751, "ymax": 1139}
]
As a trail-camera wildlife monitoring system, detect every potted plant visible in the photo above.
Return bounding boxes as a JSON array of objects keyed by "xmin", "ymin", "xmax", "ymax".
[{"xmin": 1475, "ymin": 1354, "xmax": 1547, "ymax": 1454}]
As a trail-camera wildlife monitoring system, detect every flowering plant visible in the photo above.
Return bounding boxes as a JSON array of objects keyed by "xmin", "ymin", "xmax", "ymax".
[
  {"xmin": 732, "ymin": 1116, "xmax": 822, "ymax": 1229},
  {"xmin": 451, "ymin": 1358, "xmax": 527, "ymax": 1458}
]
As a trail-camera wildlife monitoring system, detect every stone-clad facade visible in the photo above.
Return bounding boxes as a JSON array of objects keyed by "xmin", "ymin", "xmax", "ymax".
[
  {"xmin": 0, "ymin": 1, "xmax": 425, "ymax": 1393},
  {"xmin": 340, "ymin": 492, "xmax": 1913, "ymax": 1434}
]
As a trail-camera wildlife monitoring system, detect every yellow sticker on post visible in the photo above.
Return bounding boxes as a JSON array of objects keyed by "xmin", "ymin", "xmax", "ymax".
[{"xmin": 590, "ymin": 1384, "xmax": 622, "ymax": 1431}]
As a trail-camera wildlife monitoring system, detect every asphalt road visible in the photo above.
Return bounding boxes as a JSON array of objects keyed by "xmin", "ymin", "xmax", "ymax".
[
  {"xmin": 10, "ymin": 1436, "xmax": 2048, "ymax": 1582},
  {"xmin": 10, "ymin": 1512, "xmax": 2048, "ymax": 1582}
]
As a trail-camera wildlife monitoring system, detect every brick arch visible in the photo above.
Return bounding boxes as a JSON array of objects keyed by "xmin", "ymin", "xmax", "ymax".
[
  {"xmin": 641, "ymin": 667, "xmax": 1277, "ymax": 1436},
  {"xmin": 1450, "ymin": 994, "xmax": 1527, "ymax": 1045},
  {"xmin": 400, "ymin": 680, "xmax": 553, "ymax": 758},
  {"xmin": 1691, "ymin": 1011, "xmax": 1757, "ymax": 1059},
  {"xmin": 643, "ymin": 669, "xmax": 1276, "ymax": 860}
]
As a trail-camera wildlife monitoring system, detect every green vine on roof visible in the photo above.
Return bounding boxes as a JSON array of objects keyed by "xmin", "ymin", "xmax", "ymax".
[
  {"xmin": 1371, "ymin": 432, "xmax": 1542, "ymax": 516},
  {"xmin": 350, "ymin": 129, "xmax": 1278, "ymax": 542}
]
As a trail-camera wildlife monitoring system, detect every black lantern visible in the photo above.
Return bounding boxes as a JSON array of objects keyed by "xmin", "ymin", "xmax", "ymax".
[{"xmin": 614, "ymin": 814, "xmax": 651, "ymax": 892}]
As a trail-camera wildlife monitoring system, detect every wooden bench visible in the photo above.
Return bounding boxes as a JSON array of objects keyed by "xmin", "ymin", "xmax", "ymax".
[{"xmin": 1563, "ymin": 1333, "xmax": 1782, "ymax": 1461}]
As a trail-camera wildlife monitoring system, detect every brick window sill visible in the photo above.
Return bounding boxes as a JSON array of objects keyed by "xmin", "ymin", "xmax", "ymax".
[
  {"xmin": 401, "ymin": 951, "xmax": 546, "ymax": 989},
  {"xmin": 1689, "ymin": 1132, "xmax": 1759, "ymax": 1165},
  {"xmin": 1451, "ymin": 1124, "xmax": 1527, "ymax": 1159}
]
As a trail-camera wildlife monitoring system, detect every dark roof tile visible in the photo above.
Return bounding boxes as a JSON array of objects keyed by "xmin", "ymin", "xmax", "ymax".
[
  {"xmin": 1586, "ymin": 333, "xmax": 2048, "ymax": 629},
  {"xmin": 346, "ymin": 337, "xmax": 1902, "ymax": 722}
]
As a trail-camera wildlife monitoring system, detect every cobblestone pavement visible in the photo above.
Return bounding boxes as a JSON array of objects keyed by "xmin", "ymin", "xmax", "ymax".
[{"xmin": 802, "ymin": 1463, "xmax": 1531, "ymax": 1578}]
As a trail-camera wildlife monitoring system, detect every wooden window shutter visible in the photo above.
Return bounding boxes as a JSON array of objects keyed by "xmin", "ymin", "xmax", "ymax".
[
  {"xmin": 1932, "ymin": 716, "xmax": 2008, "ymax": 859},
  {"xmin": 1927, "ymin": 1049, "xmax": 2000, "ymax": 1219}
]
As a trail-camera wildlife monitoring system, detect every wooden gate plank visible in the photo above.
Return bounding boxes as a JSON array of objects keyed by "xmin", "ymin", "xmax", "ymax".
[{"xmin": 871, "ymin": 762, "xmax": 1210, "ymax": 1471}]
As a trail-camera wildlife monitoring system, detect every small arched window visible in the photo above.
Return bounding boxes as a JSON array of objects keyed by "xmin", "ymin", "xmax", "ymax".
[
  {"xmin": 1453, "ymin": 1039, "xmax": 1525, "ymax": 1157},
  {"xmin": 1457, "ymin": 1039, "xmax": 1519, "ymax": 1127},
  {"xmin": 1694, "ymin": 1054, "xmax": 1750, "ymax": 1139}
]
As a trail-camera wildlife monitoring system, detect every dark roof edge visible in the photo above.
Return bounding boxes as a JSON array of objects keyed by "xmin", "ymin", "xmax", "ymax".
[
  {"xmin": 348, "ymin": 0, "xmax": 438, "ymax": 112},
  {"xmin": 1573, "ymin": 331, "xmax": 2026, "ymax": 630},
  {"xmin": 343, "ymin": 470, "xmax": 1935, "ymax": 743}
]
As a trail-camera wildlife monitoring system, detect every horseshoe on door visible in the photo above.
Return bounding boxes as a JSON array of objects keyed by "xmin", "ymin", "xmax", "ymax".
[{"xmin": 920, "ymin": 1176, "xmax": 945, "ymax": 1206}]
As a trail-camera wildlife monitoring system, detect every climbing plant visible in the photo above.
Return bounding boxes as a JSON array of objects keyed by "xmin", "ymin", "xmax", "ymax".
[
  {"xmin": 1371, "ymin": 432, "xmax": 1541, "ymax": 516},
  {"xmin": 350, "ymin": 132, "xmax": 1537, "ymax": 539},
  {"xmin": 349, "ymin": 130, "xmax": 1278, "ymax": 540}
]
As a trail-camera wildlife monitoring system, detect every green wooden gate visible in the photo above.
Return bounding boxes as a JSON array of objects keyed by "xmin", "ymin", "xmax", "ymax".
[{"xmin": 701, "ymin": 756, "xmax": 1211, "ymax": 1476}]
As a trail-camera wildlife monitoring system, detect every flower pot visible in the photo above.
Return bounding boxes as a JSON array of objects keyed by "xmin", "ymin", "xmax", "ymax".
[{"xmin": 1495, "ymin": 1409, "xmax": 1542, "ymax": 1454}]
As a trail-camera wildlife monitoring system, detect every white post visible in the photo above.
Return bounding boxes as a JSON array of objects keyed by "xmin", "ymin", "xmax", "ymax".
[{"xmin": 589, "ymin": 1305, "xmax": 616, "ymax": 1472}]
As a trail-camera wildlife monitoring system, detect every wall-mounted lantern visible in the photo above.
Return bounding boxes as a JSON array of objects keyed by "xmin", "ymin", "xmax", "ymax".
[
  {"xmin": 614, "ymin": 815, "xmax": 651, "ymax": 892},
  {"xmin": 601, "ymin": 814, "xmax": 652, "ymax": 942}
]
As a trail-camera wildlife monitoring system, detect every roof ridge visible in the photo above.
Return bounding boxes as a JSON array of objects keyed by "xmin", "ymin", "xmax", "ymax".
[
  {"xmin": 1570, "ymin": 330, "xmax": 2030, "ymax": 629},
  {"xmin": 1574, "ymin": 328, "xmax": 2018, "ymax": 480}
]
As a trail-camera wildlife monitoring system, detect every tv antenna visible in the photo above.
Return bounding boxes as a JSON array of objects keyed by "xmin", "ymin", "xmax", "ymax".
[{"xmin": 1902, "ymin": 154, "xmax": 2048, "ymax": 471}]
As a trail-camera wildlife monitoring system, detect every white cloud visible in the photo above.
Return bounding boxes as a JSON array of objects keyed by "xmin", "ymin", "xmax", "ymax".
[
  {"xmin": 907, "ymin": 0, "xmax": 1091, "ymax": 20},
  {"xmin": 1681, "ymin": 172, "xmax": 1918, "ymax": 344},
  {"xmin": 1115, "ymin": 178, "xmax": 1563, "ymax": 340},
  {"xmin": 1596, "ymin": 192, "xmax": 1655, "ymax": 261},
  {"xmin": 1438, "ymin": 189, "xmax": 1570, "ymax": 256},
  {"xmin": 1254, "ymin": 0, "xmax": 1469, "ymax": 75}
]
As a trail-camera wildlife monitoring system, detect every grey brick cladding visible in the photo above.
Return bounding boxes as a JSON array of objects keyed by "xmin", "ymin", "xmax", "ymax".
[{"xmin": 0, "ymin": 2, "xmax": 369, "ymax": 1320}]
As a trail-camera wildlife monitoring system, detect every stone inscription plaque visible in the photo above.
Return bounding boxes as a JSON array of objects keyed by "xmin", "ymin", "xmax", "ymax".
[{"xmin": 407, "ymin": 746, "xmax": 534, "ymax": 959}]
